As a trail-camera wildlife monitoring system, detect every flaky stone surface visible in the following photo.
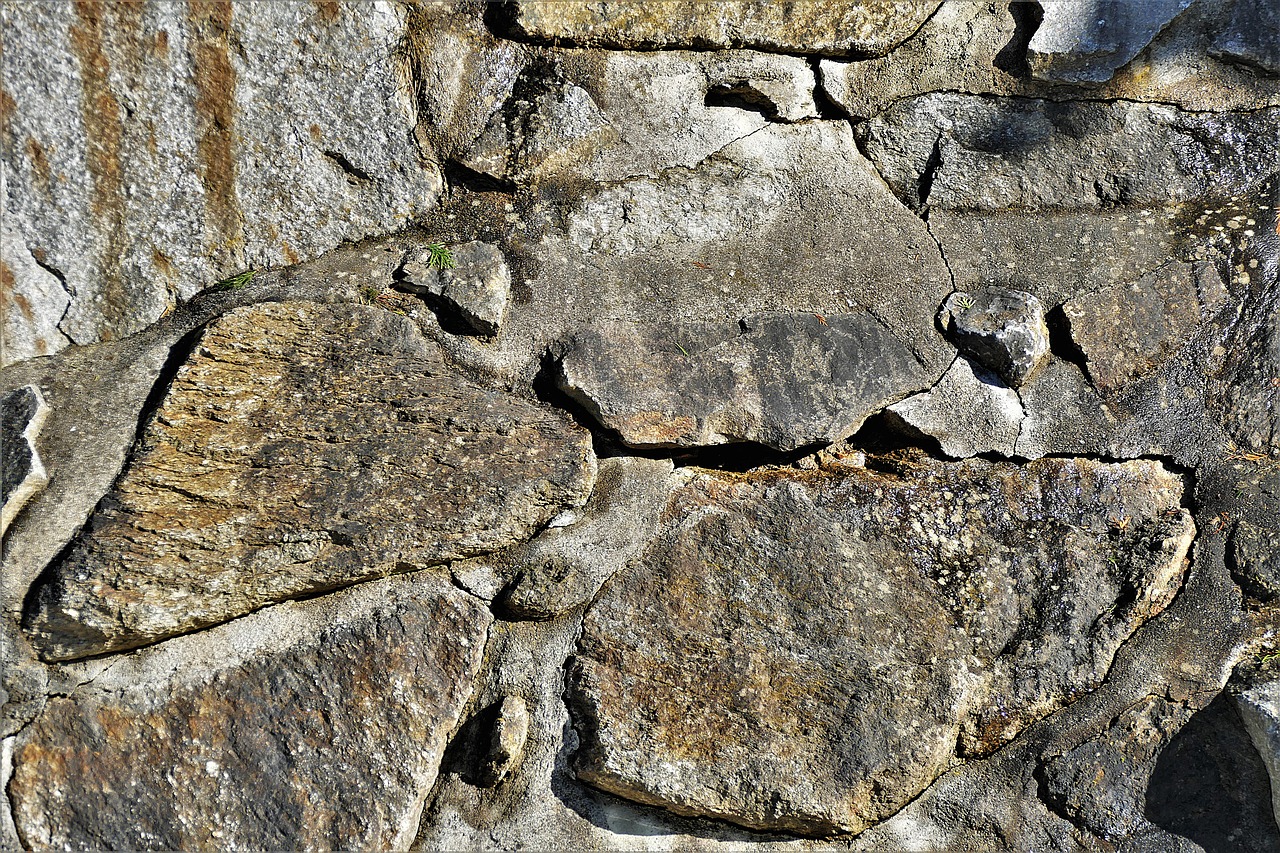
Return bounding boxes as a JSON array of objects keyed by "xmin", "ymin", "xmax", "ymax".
[
  {"xmin": 559, "ymin": 313, "xmax": 928, "ymax": 451},
  {"xmin": 22, "ymin": 301, "xmax": 595, "ymax": 661},
  {"xmin": 10, "ymin": 570, "xmax": 490, "ymax": 852},
  {"xmin": 1, "ymin": 2, "xmax": 439, "ymax": 360},
  {"xmin": 570, "ymin": 455, "xmax": 1193, "ymax": 835},
  {"xmin": 886, "ymin": 357, "xmax": 1023, "ymax": 458},
  {"xmin": 505, "ymin": 1, "xmax": 941, "ymax": 58}
]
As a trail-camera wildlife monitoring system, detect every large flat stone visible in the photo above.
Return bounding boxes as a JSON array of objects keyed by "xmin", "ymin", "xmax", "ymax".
[
  {"xmin": 558, "ymin": 313, "xmax": 928, "ymax": 451},
  {"xmin": 10, "ymin": 571, "xmax": 489, "ymax": 851},
  {"xmin": 505, "ymin": 1, "xmax": 941, "ymax": 58},
  {"xmin": 22, "ymin": 301, "xmax": 595, "ymax": 661},
  {"xmin": 570, "ymin": 456, "xmax": 1193, "ymax": 835},
  {"xmin": 885, "ymin": 357, "xmax": 1023, "ymax": 458}
]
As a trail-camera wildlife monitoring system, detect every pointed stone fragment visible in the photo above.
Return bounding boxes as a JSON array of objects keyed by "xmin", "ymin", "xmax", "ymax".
[
  {"xmin": 940, "ymin": 288, "xmax": 1049, "ymax": 388},
  {"xmin": 1, "ymin": 384, "xmax": 49, "ymax": 536}
]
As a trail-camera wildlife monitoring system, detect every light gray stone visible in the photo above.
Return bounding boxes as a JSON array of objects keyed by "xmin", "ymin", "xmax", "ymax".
[
  {"xmin": 10, "ymin": 570, "xmax": 490, "ymax": 852},
  {"xmin": 22, "ymin": 301, "xmax": 595, "ymax": 661},
  {"xmin": 570, "ymin": 457, "xmax": 1193, "ymax": 835},
  {"xmin": 0, "ymin": 384, "xmax": 49, "ymax": 537},
  {"xmin": 479, "ymin": 695, "xmax": 530, "ymax": 787},
  {"xmin": 1028, "ymin": 0, "xmax": 1194, "ymax": 83},
  {"xmin": 885, "ymin": 357, "xmax": 1023, "ymax": 458},
  {"xmin": 504, "ymin": 1, "xmax": 942, "ymax": 58},
  {"xmin": 558, "ymin": 312, "xmax": 929, "ymax": 451},
  {"xmin": 398, "ymin": 240, "xmax": 512, "ymax": 336},
  {"xmin": 0, "ymin": 1, "xmax": 440, "ymax": 359},
  {"xmin": 0, "ymin": 215, "xmax": 71, "ymax": 366},
  {"xmin": 940, "ymin": 288, "xmax": 1049, "ymax": 388},
  {"xmin": 1237, "ymin": 680, "xmax": 1280, "ymax": 828}
]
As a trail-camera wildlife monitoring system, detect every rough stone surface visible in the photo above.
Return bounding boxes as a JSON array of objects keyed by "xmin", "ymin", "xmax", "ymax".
[
  {"xmin": 559, "ymin": 313, "xmax": 929, "ymax": 451},
  {"xmin": 0, "ymin": 215, "xmax": 71, "ymax": 365},
  {"xmin": 0, "ymin": 1, "xmax": 440, "ymax": 360},
  {"xmin": 1213, "ymin": 0, "xmax": 1280, "ymax": 75},
  {"xmin": 1028, "ymin": 0, "xmax": 1194, "ymax": 83},
  {"xmin": 1236, "ymin": 677, "xmax": 1280, "ymax": 828},
  {"xmin": 940, "ymin": 288, "xmax": 1049, "ymax": 388},
  {"xmin": 1232, "ymin": 521, "xmax": 1280, "ymax": 601},
  {"xmin": 397, "ymin": 240, "xmax": 512, "ymax": 336},
  {"xmin": 0, "ymin": 384, "xmax": 49, "ymax": 536},
  {"xmin": 570, "ymin": 455, "xmax": 1193, "ymax": 835},
  {"xmin": 1213, "ymin": 286, "xmax": 1280, "ymax": 454},
  {"xmin": 479, "ymin": 695, "xmax": 530, "ymax": 787},
  {"xmin": 885, "ymin": 357, "xmax": 1023, "ymax": 458},
  {"xmin": 22, "ymin": 301, "xmax": 595, "ymax": 661},
  {"xmin": 10, "ymin": 570, "xmax": 490, "ymax": 852},
  {"xmin": 1013, "ymin": 357, "xmax": 1113, "ymax": 461},
  {"xmin": 505, "ymin": 1, "xmax": 942, "ymax": 58},
  {"xmin": 1061, "ymin": 261, "xmax": 1223, "ymax": 393}
]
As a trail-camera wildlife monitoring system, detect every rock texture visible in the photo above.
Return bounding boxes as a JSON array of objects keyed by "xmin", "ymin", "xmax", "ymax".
[
  {"xmin": 939, "ymin": 289, "xmax": 1049, "ymax": 388},
  {"xmin": 397, "ymin": 240, "xmax": 512, "ymax": 336},
  {"xmin": 22, "ymin": 302, "xmax": 594, "ymax": 660},
  {"xmin": 885, "ymin": 357, "xmax": 1023, "ymax": 458},
  {"xmin": 570, "ymin": 455, "xmax": 1193, "ymax": 835},
  {"xmin": 1027, "ymin": 0, "xmax": 1194, "ymax": 83},
  {"xmin": 10, "ymin": 571, "xmax": 489, "ymax": 852},
  {"xmin": 504, "ymin": 1, "xmax": 942, "ymax": 57},
  {"xmin": 1236, "ymin": 677, "xmax": 1280, "ymax": 827},
  {"xmin": 0, "ymin": 1, "xmax": 439, "ymax": 362},
  {"xmin": 0, "ymin": 384, "xmax": 48, "ymax": 536},
  {"xmin": 559, "ymin": 313, "xmax": 927, "ymax": 451}
]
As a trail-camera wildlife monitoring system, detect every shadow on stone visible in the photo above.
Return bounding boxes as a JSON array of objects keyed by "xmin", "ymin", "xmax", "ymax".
[{"xmin": 1145, "ymin": 692, "xmax": 1280, "ymax": 852}]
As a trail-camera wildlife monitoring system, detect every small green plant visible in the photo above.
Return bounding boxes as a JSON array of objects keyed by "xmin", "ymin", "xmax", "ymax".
[
  {"xmin": 214, "ymin": 269, "xmax": 256, "ymax": 291},
  {"xmin": 954, "ymin": 293, "xmax": 976, "ymax": 311},
  {"xmin": 426, "ymin": 243, "xmax": 455, "ymax": 270}
]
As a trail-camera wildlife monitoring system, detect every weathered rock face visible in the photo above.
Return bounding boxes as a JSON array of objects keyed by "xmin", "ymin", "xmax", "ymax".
[
  {"xmin": 10, "ymin": 571, "xmax": 490, "ymax": 852},
  {"xmin": 504, "ymin": 1, "xmax": 942, "ymax": 58},
  {"xmin": 939, "ymin": 288, "xmax": 1049, "ymax": 388},
  {"xmin": 0, "ymin": 1, "xmax": 439, "ymax": 364},
  {"xmin": 0, "ymin": 384, "xmax": 48, "ymax": 536},
  {"xmin": 22, "ymin": 301, "xmax": 595, "ymax": 661},
  {"xmin": 1236, "ymin": 676, "xmax": 1280, "ymax": 827},
  {"xmin": 396, "ymin": 240, "xmax": 512, "ymax": 336},
  {"xmin": 1027, "ymin": 0, "xmax": 1194, "ymax": 83},
  {"xmin": 570, "ymin": 455, "xmax": 1193, "ymax": 835},
  {"xmin": 559, "ymin": 313, "xmax": 929, "ymax": 451},
  {"xmin": 885, "ymin": 357, "xmax": 1023, "ymax": 458}
]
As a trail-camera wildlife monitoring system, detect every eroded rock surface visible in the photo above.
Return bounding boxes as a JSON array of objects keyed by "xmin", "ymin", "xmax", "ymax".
[
  {"xmin": 397, "ymin": 240, "xmax": 512, "ymax": 336},
  {"xmin": 1027, "ymin": 0, "xmax": 1194, "ymax": 83},
  {"xmin": 10, "ymin": 571, "xmax": 489, "ymax": 852},
  {"xmin": 505, "ymin": 1, "xmax": 942, "ymax": 58},
  {"xmin": 940, "ymin": 288, "xmax": 1049, "ymax": 388},
  {"xmin": 22, "ymin": 301, "xmax": 595, "ymax": 660},
  {"xmin": 559, "ymin": 314, "xmax": 928, "ymax": 451},
  {"xmin": 885, "ymin": 357, "xmax": 1023, "ymax": 458},
  {"xmin": 570, "ymin": 455, "xmax": 1193, "ymax": 835}
]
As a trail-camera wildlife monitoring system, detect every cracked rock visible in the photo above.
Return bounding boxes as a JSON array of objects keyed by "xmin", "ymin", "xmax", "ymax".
[
  {"xmin": 479, "ymin": 695, "xmax": 531, "ymax": 787},
  {"xmin": 1, "ymin": 384, "xmax": 49, "ymax": 536},
  {"xmin": 1231, "ymin": 520, "xmax": 1280, "ymax": 601},
  {"xmin": 505, "ymin": 1, "xmax": 942, "ymax": 58},
  {"xmin": 558, "ymin": 312, "xmax": 928, "ymax": 451},
  {"xmin": 569, "ymin": 455, "xmax": 1193, "ymax": 835},
  {"xmin": 10, "ymin": 571, "xmax": 489, "ymax": 852},
  {"xmin": 1027, "ymin": 0, "xmax": 1194, "ymax": 83},
  {"xmin": 22, "ymin": 301, "xmax": 595, "ymax": 661},
  {"xmin": 398, "ymin": 241, "xmax": 513, "ymax": 336},
  {"xmin": 940, "ymin": 288, "xmax": 1049, "ymax": 388},
  {"xmin": 1236, "ymin": 677, "xmax": 1280, "ymax": 828},
  {"xmin": 885, "ymin": 357, "xmax": 1023, "ymax": 458}
]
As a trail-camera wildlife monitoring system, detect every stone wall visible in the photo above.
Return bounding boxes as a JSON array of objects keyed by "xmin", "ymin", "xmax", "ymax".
[{"xmin": 2, "ymin": 1, "xmax": 1279, "ymax": 850}]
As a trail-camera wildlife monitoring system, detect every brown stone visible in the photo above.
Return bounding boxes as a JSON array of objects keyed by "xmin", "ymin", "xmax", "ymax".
[
  {"xmin": 23, "ymin": 301, "xmax": 595, "ymax": 660},
  {"xmin": 570, "ymin": 454, "xmax": 1193, "ymax": 835}
]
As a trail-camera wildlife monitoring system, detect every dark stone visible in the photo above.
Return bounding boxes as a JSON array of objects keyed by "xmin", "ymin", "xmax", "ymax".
[
  {"xmin": 1231, "ymin": 520, "xmax": 1280, "ymax": 601},
  {"xmin": 1212, "ymin": 0, "xmax": 1280, "ymax": 75},
  {"xmin": 0, "ymin": 384, "xmax": 49, "ymax": 536},
  {"xmin": 940, "ymin": 288, "xmax": 1049, "ymax": 388}
]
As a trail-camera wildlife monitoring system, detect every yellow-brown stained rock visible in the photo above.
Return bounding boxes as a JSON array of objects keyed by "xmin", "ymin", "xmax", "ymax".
[
  {"xmin": 23, "ymin": 301, "xmax": 595, "ymax": 661},
  {"xmin": 569, "ymin": 455, "xmax": 1193, "ymax": 836},
  {"xmin": 11, "ymin": 571, "xmax": 489, "ymax": 851}
]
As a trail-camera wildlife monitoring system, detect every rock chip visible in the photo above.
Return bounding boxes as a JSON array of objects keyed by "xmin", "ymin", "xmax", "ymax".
[
  {"xmin": 22, "ymin": 301, "xmax": 595, "ymax": 661},
  {"xmin": 558, "ymin": 313, "xmax": 928, "ymax": 451},
  {"xmin": 10, "ymin": 571, "xmax": 490, "ymax": 852},
  {"xmin": 505, "ymin": 1, "xmax": 942, "ymax": 58},
  {"xmin": 1, "ymin": 222, "xmax": 71, "ymax": 367},
  {"xmin": 885, "ymin": 357, "xmax": 1023, "ymax": 458},
  {"xmin": 1027, "ymin": 0, "xmax": 1194, "ymax": 83},
  {"xmin": 479, "ymin": 695, "xmax": 531, "ymax": 787},
  {"xmin": 940, "ymin": 288, "xmax": 1049, "ymax": 388},
  {"xmin": 1232, "ymin": 521, "xmax": 1280, "ymax": 601},
  {"xmin": 1236, "ymin": 678, "xmax": 1280, "ymax": 828},
  {"xmin": 1, "ymin": 384, "xmax": 49, "ymax": 536},
  {"xmin": 397, "ymin": 241, "xmax": 512, "ymax": 336},
  {"xmin": 1061, "ymin": 262, "xmax": 1221, "ymax": 393},
  {"xmin": 570, "ymin": 456, "xmax": 1193, "ymax": 835}
]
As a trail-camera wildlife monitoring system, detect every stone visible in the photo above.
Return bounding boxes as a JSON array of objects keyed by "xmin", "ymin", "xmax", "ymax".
[
  {"xmin": 1013, "ymin": 357, "xmax": 1113, "ymax": 460},
  {"xmin": 10, "ymin": 570, "xmax": 490, "ymax": 852},
  {"xmin": 397, "ymin": 240, "xmax": 512, "ymax": 336},
  {"xmin": 504, "ymin": 1, "xmax": 943, "ymax": 58},
  {"xmin": 1213, "ymin": 288, "xmax": 1280, "ymax": 454},
  {"xmin": 558, "ymin": 312, "xmax": 928, "ymax": 451},
  {"xmin": 497, "ymin": 456, "xmax": 678, "ymax": 620},
  {"xmin": 1, "ymin": 2, "xmax": 440, "ymax": 356},
  {"xmin": 22, "ymin": 301, "xmax": 596, "ymax": 661},
  {"xmin": 1041, "ymin": 695, "xmax": 1196, "ymax": 841},
  {"xmin": 884, "ymin": 357, "xmax": 1023, "ymax": 458},
  {"xmin": 1232, "ymin": 521, "xmax": 1280, "ymax": 601},
  {"xmin": 1212, "ymin": 0, "xmax": 1280, "ymax": 75},
  {"xmin": 1027, "ymin": 0, "xmax": 1194, "ymax": 83},
  {"xmin": 940, "ymin": 288, "xmax": 1049, "ymax": 388},
  {"xmin": 1060, "ymin": 262, "xmax": 1220, "ymax": 393},
  {"xmin": 569, "ymin": 456, "xmax": 1193, "ymax": 835},
  {"xmin": 0, "ymin": 384, "xmax": 49, "ymax": 536},
  {"xmin": 479, "ymin": 695, "xmax": 530, "ymax": 787},
  {"xmin": 1236, "ymin": 679, "xmax": 1280, "ymax": 827},
  {"xmin": 819, "ymin": 1, "xmax": 1280, "ymax": 118},
  {"xmin": 0, "ymin": 219, "xmax": 71, "ymax": 367}
]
